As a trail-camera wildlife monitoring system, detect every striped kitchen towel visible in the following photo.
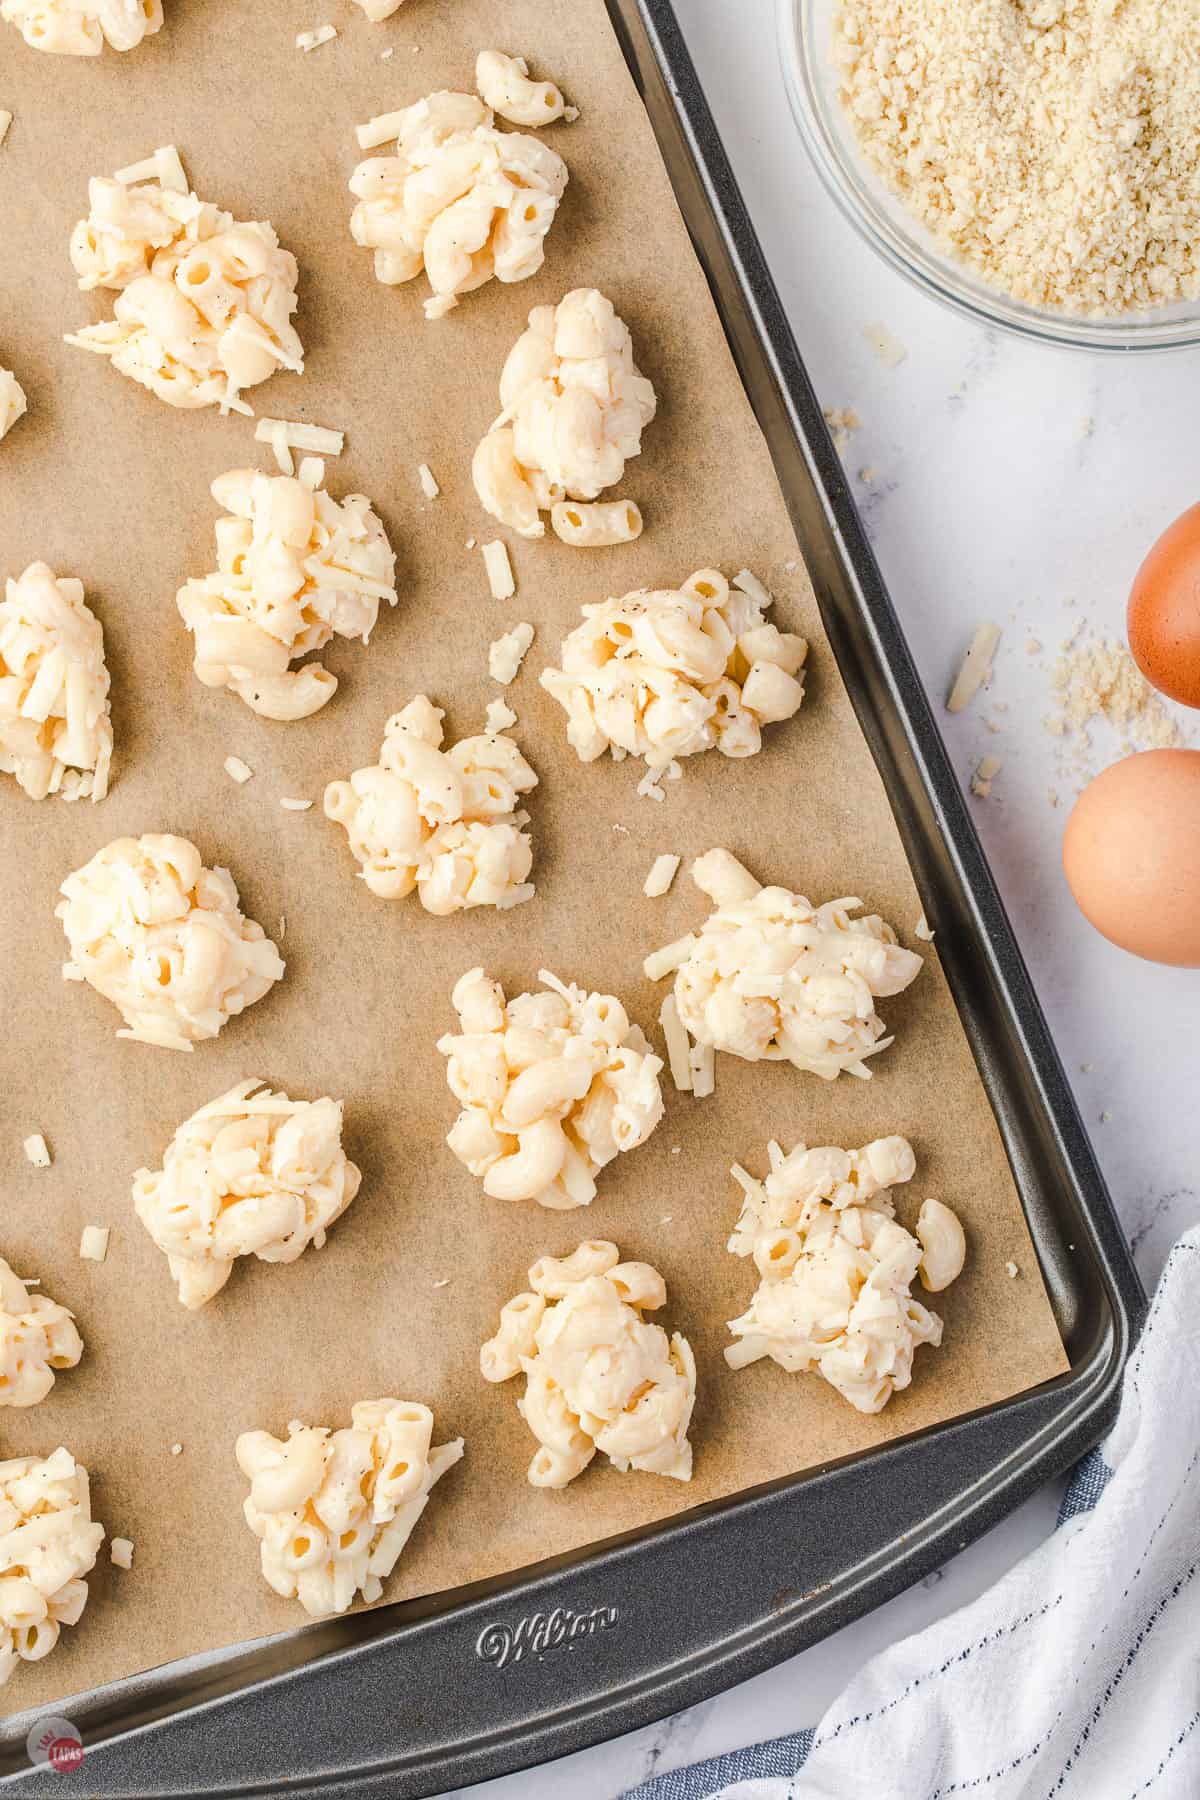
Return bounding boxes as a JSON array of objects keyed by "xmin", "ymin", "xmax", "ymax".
[{"xmin": 629, "ymin": 1227, "xmax": 1200, "ymax": 1800}]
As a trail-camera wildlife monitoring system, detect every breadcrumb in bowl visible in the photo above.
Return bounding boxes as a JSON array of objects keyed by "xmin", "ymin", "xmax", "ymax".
[{"xmin": 780, "ymin": 0, "xmax": 1200, "ymax": 351}]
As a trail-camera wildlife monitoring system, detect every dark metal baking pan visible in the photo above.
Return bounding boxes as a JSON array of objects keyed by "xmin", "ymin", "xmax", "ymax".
[{"xmin": 0, "ymin": 1, "xmax": 1144, "ymax": 1792}]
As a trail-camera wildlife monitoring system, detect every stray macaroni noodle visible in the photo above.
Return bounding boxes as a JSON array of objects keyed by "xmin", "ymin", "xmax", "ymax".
[
  {"xmin": 0, "ymin": 1449, "xmax": 105, "ymax": 1688},
  {"xmin": 177, "ymin": 465, "xmax": 398, "ymax": 720},
  {"xmin": 550, "ymin": 499, "xmax": 642, "ymax": 548},
  {"xmin": 438, "ymin": 967, "xmax": 664, "ymax": 1210},
  {"xmin": 473, "ymin": 289, "xmax": 657, "ymax": 538},
  {"xmin": 646, "ymin": 850, "xmax": 923, "ymax": 1082},
  {"xmin": 723, "ymin": 1136, "xmax": 966, "ymax": 1412},
  {"xmin": 57, "ymin": 833, "xmax": 284, "ymax": 1050},
  {"xmin": 132, "ymin": 1081, "xmax": 362, "ymax": 1309},
  {"xmin": 0, "ymin": 1257, "xmax": 83, "ymax": 1408},
  {"xmin": 2, "ymin": 0, "xmax": 162, "ymax": 54},
  {"xmin": 350, "ymin": 86, "xmax": 568, "ymax": 319},
  {"xmin": 481, "ymin": 1241, "xmax": 695, "ymax": 1486},
  {"xmin": 475, "ymin": 50, "xmax": 576, "ymax": 129},
  {"xmin": 324, "ymin": 696, "xmax": 538, "ymax": 915},
  {"xmin": 488, "ymin": 621, "xmax": 534, "ymax": 685},
  {"xmin": 541, "ymin": 567, "xmax": 806, "ymax": 778},
  {"xmin": 482, "ymin": 540, "xmax": 515, "ymax": 600},
  {"xmin": 0, "ymin": 367, "xmax": 27, "ymax": 439},
  {"xmin": 351, "ymin": 0, "xmax": 405, "ymax": 19},
  {"xmin": 0, "ymin": 562, "xmax": 113, "ymax": 803},
  {"xmin": 236, "ymin": 1400, "xmax": 463, "ymax": 1618},
  {"xmin": 65, "ymin": 150, "xmax": 303, "ymax": 415}
]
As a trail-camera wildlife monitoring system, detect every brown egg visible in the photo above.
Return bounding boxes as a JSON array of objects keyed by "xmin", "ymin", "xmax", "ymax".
[
  {"xmin": 1128, "ymin": 502, "xmax": 1200, "ymax": 709},
  {"xmin": 1063, "ymin": 750, "xmax": 1200, "ymax": 966}
]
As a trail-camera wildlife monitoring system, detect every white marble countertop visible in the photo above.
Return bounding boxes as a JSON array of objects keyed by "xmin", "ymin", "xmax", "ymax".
[{"xmin": 446, "ymin": 4, "xmax": 1198, "ymax": 1795}]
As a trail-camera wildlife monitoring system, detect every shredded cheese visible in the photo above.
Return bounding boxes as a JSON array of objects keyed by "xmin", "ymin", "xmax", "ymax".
[
  {"xmin": 643, "ymin": 853, "xmax": 681, "ymax": 898},
  {"xmin": 416, "ymin": 463, "xmax": 440, "ymax": 499},
  {"xmin": 0, "ymin": 112, "xmax": 11, "ymax": 148},
  {"xmin": 488, "ymin": 621, "xmax": 534, "ymax": 685},
  {"xmin": 485, "ymin": 697, "xmax": 518, "ymax": 733},
  {"xmin": 659, "ymin": 993, "xmax": 693, "ymax": 1092},
  {"xmin": 79, "ymin": 1225, "xmax": 110, "ymax": 1262},
  {"xmin": 22, "ymin": 1132, "xmax": 51, "ymax": 1168},
  {"xmin": 110, "ymin": 1538, "xmax": 134, "ymax": 1569},
  {"xmin": 280, "ymin": 797, "xmax": 313, "ymax": 811},
  {"xmin": 947, "ymin": 622, "xmax": 1001, "ymax": 713},
  {"xmin": 223, "ymin": 756, "xmax": 253, "ymax": 784},
  {"xmin": 254, "ymin": 418, "xmax": 344, "ymax": 457},
  {"xmin": 482, "ymin": 541, "xmax": 515, "ymax": 601},
  {"xmin": 296, "ymin": 24, "xmax": 337, "ymax": 50}
]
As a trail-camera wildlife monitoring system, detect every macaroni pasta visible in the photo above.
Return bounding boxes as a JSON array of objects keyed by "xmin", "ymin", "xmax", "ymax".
[
  {"xmin": 57, "ymin": 834, "xmax": 284, "ymax": 1050},
  {"xmin": 324, "ymin": 696, "xmax": 538, "ymax": 914},
  {"xmin": 472, "ymin": 288, "xmax": 657, "ymax": 538},
  {"xmin": 177, "ymin": 464, "xmax": 398, "ymax": 720},
  {"xmin": 350, "ymin": 88, "xmax": 568, "ymax": 319},
  {"xmin": 481, "ymin": 1241, "xmax": 695, "ymax": 1486},
  {"xmin": 0, "ymin": 562, "xmax": 113, "ymax": 802},
  {"xmin": 541, "ymin": 567, "xmax": 806, "ymax": 776},
  {"xmin": 65, "ymin": 153, "xmax": 303, "ymax": 414},
  {"xmin": 236, "ymin": 1400, "xmax": 463, "ymax": 1617},
  {"xmin": 133, "ymin": 1081, "xmax": 362, "ymax": 1309},
  {"xmin": 724, "ymin": 1136, "xmax": 965, "ymax": 1412},
  {"xmin": 0, "ymin": 1449, "xmax": 105, "ymax": 1688},
  {"xmin": 2, "ymin": 0, "xmax": 161, "ymax": 54},
  {"xmin": 439, "ymin": 967, "xmax": 664, "ymax": 1209},
  {"xmin": 0, "ymin": 368, "xmax": 26, "ymax": 439},
  {"xmin": 0, "ymin": 1258, "xmax": 83, "ymax": 1408}
]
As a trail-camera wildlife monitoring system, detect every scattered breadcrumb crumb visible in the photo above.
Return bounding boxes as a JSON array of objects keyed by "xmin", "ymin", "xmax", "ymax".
[
  {"xmin": 643, "ymin": 853, "xmax": 681, "ymax": 898},
  {"xmin": 280, "ymin": 797, "xmax": 313, "ymax": 811},
  {"xmin": 1080, "ymin": 1063, "xmax": 1092, "ymax": 1073},
  {"xmin": 1048, "ymin": 788, "xmax": 1060, "ymax": 808},
  {"xmin": 864, "ymin": 321, "xmax": 907, "ymax": 366},
  {"xmin": 417, "ymin": 463, "xmax": 440, "ymax": 500},
  {"xmin": 22, "ymin": 1133, "xmax": 51, "ymax": 1168},
  {"xmin": 822, "ymin": 405, "xmax": 861, "ymax": 454},
  {"xmin": 612, "ymin": 823, "xmax": 630, "ymax": 837},
  {"xmin": 224, "ymin": 756, "xmax": 253, "ymax": 784},
  {"xmin": 488, "ymin": 621, "xmax": 533, "ymax": 684},
  {"xmin": 971, "ymin": 754, "xmax": 1003, "ymax": 799},
  {"xmin": 80, "ymin": 1225, "xmax": 110, "ymax": 1262},
  {"xmin": 0, "ymin": 112, "xmax": 11, "ymax": 149},
  {"xmin": 1005, "ymin": 1261, "xmax": 1019, "ymax": 1279},
  {"xmin": 381, "ymin": 47, "xmax": 393, "ymax": 60},
  {"xmin": 485, "ymin": 697, "xmax": 518, "ymax": 734},
  {"xmin": 1078, "ymin": 417, "xmax": 1095, "ymax": 439},
  {"xmin": 1046, "ymin": 638, "xmax": 1183, "ymax": 755},
  {"xmin": 1026, "ymin": 639, "xmax": 1042, "ymax": 655},
  {"xmin": 1100, "ymin": 1110, "xmax": 1112, "ymax": 1123},
  {"xmin": 660, "ymin": 1215, "xmax": 673, "ymax": 1224},
  {"xmin": 947, "ymin": 622, "xmax": 1001, "ymax": 713},
  {"xmin": 110, "ymin": 1538, "xmax": 134, "ymax": 1569},
  {"xmin": 296, "ymin": 24, "xmax": 337, "ymax": 50},
  {"xmin": 670, "ymin": 1146, "xmax": 681, "ymax": 1156},
  {"xmin": 465, "ymin": 537, "xmax": 477, "ymax": 551},
  {"xmin": 914, "ymin": 912, "xmax": 934, "ymax": 942},
  {"xmin": 482, "ymin": 541, "xmax": 515, "ymax": 600},
  {"xmin": 859, "ymin": 466, "xmax": 876, "ymax": 483}
]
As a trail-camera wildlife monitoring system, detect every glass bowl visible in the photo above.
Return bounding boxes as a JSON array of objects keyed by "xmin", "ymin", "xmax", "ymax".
[{"xmin": 778, "ymin": 0, "xmax": 1200, "ymax": 353}]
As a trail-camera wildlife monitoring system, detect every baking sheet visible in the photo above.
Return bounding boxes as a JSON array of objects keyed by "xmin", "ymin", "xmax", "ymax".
[{"xmin": 0, "ymin": 0, "xmax": 1067, "ymax": 1716}]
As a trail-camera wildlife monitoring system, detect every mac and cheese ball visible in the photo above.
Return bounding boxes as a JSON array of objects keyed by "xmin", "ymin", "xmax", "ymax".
[
  {"xmin": 0, "ymin": 1449, "xmax": 105, "ymax": 1688},
  {"xmin": 2, "ymin": 0, "xmax": 161, "ymax": 55},
  {"xmin": 439, "ymin": 968, "xmax": 664, "ymax": 1209},
  {"xmin": 0, "ymin": 1258, "xmax": 83, "ymax": 1408},
  {"xmin": 0, "ymin": 562, "xmax": 113, "ymax": 802},
  {"xmin": 324, "ymin": 696, "xmax": 538, "ymax": 915},
  {"xmin": 481, "ymin": 1241, "xmax": 695, "ymax": 1487},
  {"xmin": 724, "ymin": 1136, "xmax": 966, "ymax": 1413},
  {"xmin": 647, "ymin": 850, "xmax": 923, "ymax": 1083},
  {"xmin": 236, "ymin": 1400, "xmax": 463, "ymax": 1618},
  {"xmin": 350, "ymin": 88, "xmax": 568, "ymax": 320},
  {"xmin": 57, "ymin": 834, "xmax": 285, "ymax": 1051},
  {"xmin": 133, "ymin": 1081, "xmax": 362, "ymax": 1310},
  {"xmin": 541, "ymin": 567, "xmax": 806, "ymax": 777},
  {"xmin": 177, "ymin": 464, "xmax": 398, "ymax": 721},
  {"xmin": 65, "ymin": 152, "xmax": 303, "ymax": 415},
  {"xmin": 0, "ymin": 368, "xmax": 27, "ymax": 439},
  {"xmin": 472, "ymin": 288, "xmax": 657, "ymax": 539}
]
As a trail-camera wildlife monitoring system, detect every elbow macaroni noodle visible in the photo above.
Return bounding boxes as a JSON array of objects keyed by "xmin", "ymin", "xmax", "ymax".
[
  {"xmin": 0, "ymin": 1449, "xmax": 105, "ymax": 1688},
  {"xmin": 324, "ymin": 696, "xmax": 538, "ymax": 915},
  {"xmin": 541, "ymin": 568, "xmax": 807, "ymax": 776},
  {"xmin": 481, "ymin": 1241, "xmax": 695, "ymax": 1486},
  {"xmin": 647, "ymin": 851, "xmax": 923, "ymax": 1082},
  {"xmin": 2, "ymin": 0, "xmax": 161, "ymax": 54},
  {"xmin": 0, "ymin": 563, "xmax": 113, "ymax": 803},
  {"xmin": 133, "ymin": 1081, "xmax": 362, "ymax": 1309},
  {"xmin": 475, "ymin": 51, "xmax": 575, "ymax": 129},
  {"xmin": 177, "ymin": 464, "xmax": 398, "ymax": 720},
  {"xmin": 236, "ymin": 1400, "xmax": 463, "ymax": 1617},
  {"xmin": 350, "ymin": 86, "xmax": 568, "ymax": 319},
  {"xmin": 472, "ymin": 288, "xmax": 657, "ymax": 538},
  {"xmin": 57, "ymin": 833, "xmax": 284, "ymax": 1050},
  {"xmin": 439, "ymin": 968, "xmax": 664, "ymax": 1209},
  {"xmin": 0, "ymin": 1258, "xmax": 83, "ymax": 1408},
  {"xmin": 65, "ymin": 153, "xmax": 303, "ymax": 414},
  {"xmin": 0, "ymin": 368, "xmax": 27, "ymax": 439},
  {"xmin": 723, "ymin": 1136, "xmax": 965, "ymax": 1412}
]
